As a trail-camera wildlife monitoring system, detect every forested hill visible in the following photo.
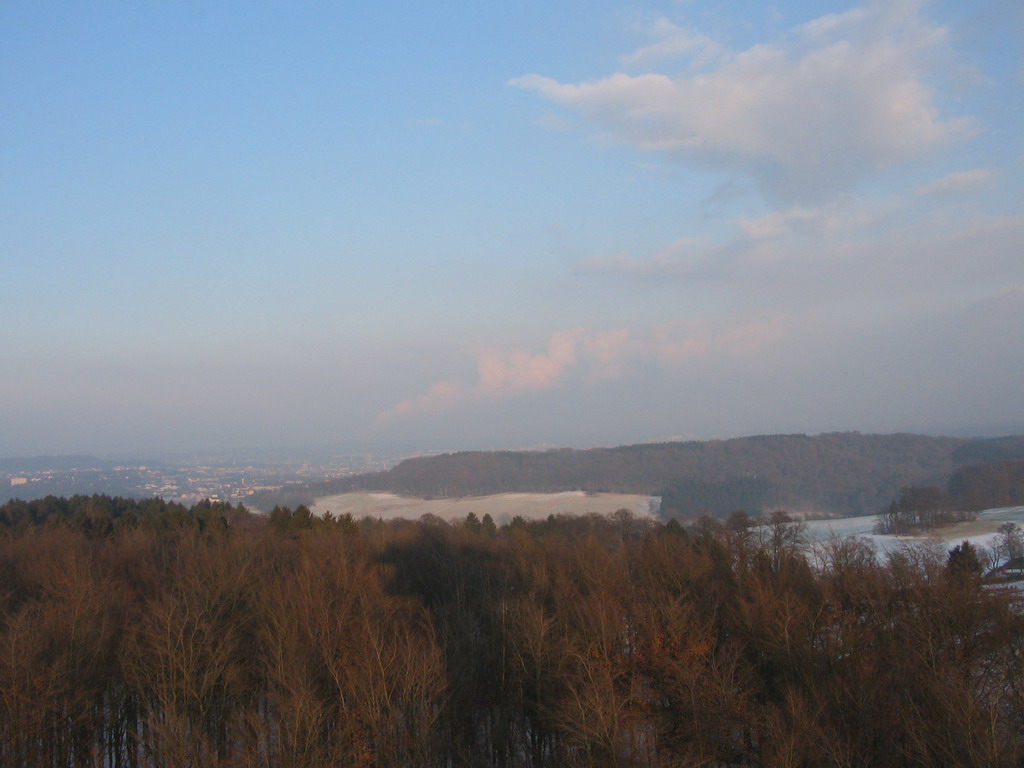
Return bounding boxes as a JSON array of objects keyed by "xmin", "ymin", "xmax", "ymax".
[{"xmin": 251, "ymin": 433, "xmax": 1024, "ymax": 517}]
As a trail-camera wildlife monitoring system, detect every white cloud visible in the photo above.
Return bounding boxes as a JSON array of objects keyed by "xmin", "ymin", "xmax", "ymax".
[
  {"xmin": 916, "ymin": 168, "xmax": 997, "ymax": 195},
  {"xmin": 511, "ymin": 0, "xmax": 973, "ymax": 203},
  {"xmin": 578, "ymin": 193, "xmax": 1024, "ymax": 324},
  {"xmin": 740, "ymin": 196, "xmax": 896, "ymax": 242},
  {"xmin": 620, "ymin": 18, "xmax": 725, "ymax": 69},
  {"xmin": 732, "ymin": 209, "xmax": 1024, "ymax": 307}
]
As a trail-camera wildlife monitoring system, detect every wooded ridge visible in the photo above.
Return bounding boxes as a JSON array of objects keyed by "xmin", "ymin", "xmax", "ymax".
[{"xmin": 250, "ymin": 432, "xmax": 1024, "ymax": 517}]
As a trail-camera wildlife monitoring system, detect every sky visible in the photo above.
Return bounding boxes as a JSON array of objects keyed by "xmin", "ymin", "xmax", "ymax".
[{"xmin": 2, "ymin": 0, "xmax": 1023, "ymax": 459}]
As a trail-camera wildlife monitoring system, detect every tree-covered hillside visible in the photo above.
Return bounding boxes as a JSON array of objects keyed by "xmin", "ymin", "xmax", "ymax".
[{"xmin": 249, "ymin": 432, "xmax": 1024, "ymax": 517}]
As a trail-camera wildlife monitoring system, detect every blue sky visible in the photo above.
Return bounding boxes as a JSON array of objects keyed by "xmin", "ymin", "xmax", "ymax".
[{"xmin": 2, "ymin": 0, "xmax": 1023, "ymax": 458}]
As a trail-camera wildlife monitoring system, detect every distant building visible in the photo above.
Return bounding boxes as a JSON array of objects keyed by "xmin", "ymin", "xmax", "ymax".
[
  {"xmin": 1000, "ymin": 557, "xmax": 1024, "ymax": 578},
  {"xmin": 10, "ymin": 477, "xmax": 27, "ymax": 486}
]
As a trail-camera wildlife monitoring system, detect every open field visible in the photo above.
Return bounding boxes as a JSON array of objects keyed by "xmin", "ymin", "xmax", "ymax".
[
  {"xmin": 310, "ymin": 490, "xmax": 656, "ymax": 525},
  {"xmin": 802, "ymin": 506, "xmax": 1024, "ymax": 556}
]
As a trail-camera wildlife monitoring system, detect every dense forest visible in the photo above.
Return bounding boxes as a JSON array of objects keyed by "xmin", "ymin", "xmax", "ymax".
[
  {"xmin": 1, "ymin": 494, "xmax": 1023, "ymax": 767},
  {"xmin": 950, "ymin": 460, "xmax": 1024, "ymax": 512},
  {"xmin": 250, "ymin": 433, "xmax": 1024, "ymax": 517}
]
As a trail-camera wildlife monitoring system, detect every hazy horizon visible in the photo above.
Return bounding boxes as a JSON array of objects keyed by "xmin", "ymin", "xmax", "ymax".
[
  {"xmin": 5, "ymin": 422, "xmax": 1024, "ymax": 467},
  {"xmin": 4, "ymin": 0, "xmax": 1022, "ymax": 459}
]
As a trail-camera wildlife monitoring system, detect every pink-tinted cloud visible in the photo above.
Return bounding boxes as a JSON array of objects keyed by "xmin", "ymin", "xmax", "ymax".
[
  {"xmin": 478, "ymin": 328, "xmax": 584, "ymax": 395},
  {"xmin": 376, "ymin": 379, "xmax": 466, "ymax": 425},
  {"xmin": 378, "ymin": 317, "xmax": 791, "ymax": 423},
  {"xmin": 376, "ymin": 330, "xmax": 588, "ymax": 425}
]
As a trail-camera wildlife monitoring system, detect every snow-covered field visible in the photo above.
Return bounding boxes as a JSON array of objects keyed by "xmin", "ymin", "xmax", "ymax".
[
  {"xmin": 304, "ymin": 494, "xmax": 1024, "ymax": 597},
  {"xmin": 802, "ymin": 506, "xmax": 1024, "ymax": 557},
  {"xmin": 311, "ymin": 490, "xmax": 656, "ymax": 525},
  {"xmin": 311, "ymin": 490, "xmax": 1022, "ymax": 565}
]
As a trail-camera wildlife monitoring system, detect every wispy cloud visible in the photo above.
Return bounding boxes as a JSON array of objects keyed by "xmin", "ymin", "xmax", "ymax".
[
  {"xmin": 376, "ymin": 380, "xmax": 467, "ymax": 424},
  {"xmin": 377, "ymin": 330, "xmax": 589, "ymax": 424},
  {"xmin": 377, "ymin": 317, "xmax": 791, "ymax": 423},
  {"xmin": 740, "ymin": 197, "xmax": 896, "ymax": 242},
  {"xmin": 620, "ymin": 18, "xmax": 725, "ymax": 70},
  {"xmin": 577, "ymin": 193, "xmax": 1024, "ymax": 325},
  {"xmin": 511, "ymin": 0, "xmax": 973, "ymax": 204},
  {"xmin": 916, "ymin": 169, "xmax": 997, "ymax": 196},
  {"xmin": 651, "ymin": 315, "xmax": 792, "ymax": 364},
  {"xmin": 580, "ymin": 196, "xmax": 899, "ymax": 282}
]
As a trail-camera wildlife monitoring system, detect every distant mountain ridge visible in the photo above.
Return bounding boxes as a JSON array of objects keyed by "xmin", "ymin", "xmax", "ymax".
[{"xmin": 248, "ymin": 433, "xmax": 1024, "ymax": 517}]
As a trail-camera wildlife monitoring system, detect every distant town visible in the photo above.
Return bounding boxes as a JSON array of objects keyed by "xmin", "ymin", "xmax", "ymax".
[{"xmin": 0, "ymin": 454, "xmax": 405, "ymax": 506}]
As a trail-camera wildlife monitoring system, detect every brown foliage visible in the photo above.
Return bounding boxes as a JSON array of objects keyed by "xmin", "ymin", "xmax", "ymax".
[{"xmin": 0, "ymin": 504, "xmax": 1022, "ymax": 767}]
